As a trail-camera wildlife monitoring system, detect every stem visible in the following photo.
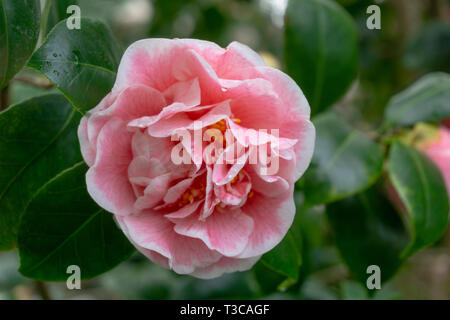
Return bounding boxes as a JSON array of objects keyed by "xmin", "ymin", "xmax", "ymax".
[
  {"xmin": 0, "ymin": 85, "xmax": 10, "ymax": 111},
  {"xmin": 15, "ymin": 75, "xmax": 53, "ymax": 89},
  {"xmin": 39, "ymin": 0, "xmax": 53, "ymax": 45},
  {"xmin": 34, "ymin": 280, "xmax": 51, "ymax": 300}
]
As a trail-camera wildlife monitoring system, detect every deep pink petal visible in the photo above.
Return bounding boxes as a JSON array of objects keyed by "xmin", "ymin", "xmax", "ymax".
[
  {"xmin": 214, "ymin": 171, "xmax": 252, "ymax": 207},
  {"xmin": 291, "ymin": 119, "xmax": 315, "ymax": 181},
  {"xmin": 164, "ymin": 200, "xmax": 204, "ymax": 220},
  {"xmin": 222, "ymin": 66, "xmax": 311, "ymax": 121},
  {"xmin": 113, "ymin": 39, "xmax": 182, "ymax": 92},
  {"xmin": 163, "ymin": 78, "xmax": 201, "ymax": 107},
  {"xmin": 78, "ymin": 117, "xmax": 96, "ymax": 166},
  {"xmin": 172, "ymin": 48, "xmax": 225, "ymax": 105},
  {"xmin": 78, "ymin": 92, "xmax": 119, "ymax": 166},
  {"xmin": 176, "ymin": 38, "xmax": 226, "ymax": 71},
  {"xmin": 213, "ymin": 150, "xmax": 248, "ymax": 185},
  {"xmin": 247, "ymin": 163, "xmax": 290, "ymax": 197},
  {"xmin": 225, "ymin": 78, "xmax": 284, "ymax": 130},
  {"xmin": 217, "ymin": 41, "xmax": 266, "ymax": 78},
  {"xmin": 87, "ymin": 86, "xmax": 165, "ymax": 143},
  {"xmin": 128, "ymin": 157, "xmax": 165, "ymax": 181},
  {"xmin": 202, "ymin": 165, "xmax": 220, "ymax": 219},
  {"xmin": 134, "ymin": 174, "xmax": 171, "ymax": 211},
  {"xmin": 130, "ymin": 131, "xmax": 192, "ymax": 179},
  {"xmin": 163, "ymin": 169, "xmax": 206, "ymax": 204}
]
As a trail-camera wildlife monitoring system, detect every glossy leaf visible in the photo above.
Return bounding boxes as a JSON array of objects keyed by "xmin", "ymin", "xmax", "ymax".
[
  {"xmin": 284, "ymin": 0, "xmax": 358, "ymax": 114},
  {"xmin": 384, "ymin": 72, "xmax": 450, "ymax": 127},
  {"xmin": 388, "ymin": 141, "xmax": 449, "ymax": 257},
  {"xmin": 9, "ymin": 73, "xmax": 58, "ymax": 105},
  {"xmin": 260, "ymin": 215, "xmax": 302, "ymax": 280},
  {"xmin": 0, "ymin": 0, "xmax": 41, "ymax": 89},
  {"xmin": 299, "ymin": 113, "xmax": 383, "ymax": 206},
  {"xmin": 28, "ymin": 18, "xmax": 122, "ymax": 113},
  {"xmin": 404, "ymin": 22, "xmax": 450, "ymax": 73},
  {"xmin": 296, "ymin": 202, "xmax": 338, "ymax": 282},
  {"xmin": 0, "ymin": 94, "xmax": 82, "ymax": 251},
  {"xmin": 18, "ymin": 162, "xmax": 135, "ymax": 281},
  {"xmin": 327, "ymin": 187, "xmax": 408, "ymax": 284},
  {"xmin": 252, "ymin": 260, "xmax": 288, "ymax": 295}
]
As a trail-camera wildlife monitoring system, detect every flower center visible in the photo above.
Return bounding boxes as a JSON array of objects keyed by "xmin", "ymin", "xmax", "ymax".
[
  {"xmin": 177, "ymin": 182, "xmax": 205, "ymax": 207},
  {"xmin": 205, "ymin": 118, "xmax": 241, "ymax": 145}
]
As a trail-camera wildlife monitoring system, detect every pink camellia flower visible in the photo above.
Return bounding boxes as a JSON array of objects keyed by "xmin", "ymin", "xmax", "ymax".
[
  {"xmin": 78, "ymin": 39, "xmax": 315, "ymax": 278},
  {"xmin": 444, "ymin": 119, "xmax": 450, "ymax": 129},
  {"xmin": 388, "ymin": 123, "xmax": 450, "ymax": 211}
]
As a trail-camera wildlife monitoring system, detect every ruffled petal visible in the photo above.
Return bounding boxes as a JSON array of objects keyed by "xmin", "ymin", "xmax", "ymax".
[
  {"xmin": 120, "ymin": 213, "xmax": 222, "ymax": 274},
  {"xmin": 86, "ymin": 119, "xmax": 135, "ymax": 215},
  {"xmin": 174, "ymin": 209, "xmax": 254, "ymax": 257},
  {"xmin": 189, "ymin": 255, "xmax": 261, "ymax": 279},
  {"xmin": 237, "ymin": 191, "xmax": 295, "ymax": 258}
]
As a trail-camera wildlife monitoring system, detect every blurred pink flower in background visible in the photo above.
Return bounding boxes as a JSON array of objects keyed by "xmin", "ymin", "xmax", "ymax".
[
  {"xmin": 443, "ymin": 119, "xmax": 450, "ymax": 129},
  {"xmin": 388, "ymin": 123, "xmax": 450, "ymax": 212},
  {"xmin": 421, "ymin": 125, "xmax": 450, "ymax": 197},
  {"xmin": 77, "ymin": 38, "xmax": 315, "ymax": 278}
]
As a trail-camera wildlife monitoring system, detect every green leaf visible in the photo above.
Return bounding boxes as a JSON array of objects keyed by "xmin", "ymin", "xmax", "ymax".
[
  {"xmin": 28, "ymin": 18, "xmax": 122, "ymax": 113},
  {"xmin": 0, "ymin": 94, "xmax": 82, "ymax": 251},
  {"xmin": 260, "ymin": 231, "xmax": 302, "ymax": 281},
  {"xmin": 284, "ymin": 0, "xmax": 358, "ymax": 114},
  {"xmin": 404, "ymin": 22, "xmax": 450, "ymax": 73},
  {"xmin": 299, "ymin": 112, "xmax": 383, "ymax": 206},
  {"xmin": 260, "ymin": 212, "xmax": 302, "ymax": 283},
  {"xmin": 329, "ymin": 142, "xmax": 450, "ymax": 284},
  {"xmin": 42, "ymin": 0, "xmax": 79, "ymax": 36},
  {"xmin": 384, "ymin": 72, "xmax": 450, "ymax": 127},
  {"xmin": 327, "ymin": 187, "xmax": 408, "ymax": 284},
  {"xmin": 0, "ymin": 0, "xmax": 41, "ymax": 89},
  {"xmin": 252, "ymin": 260, "xmax": 288, "ymax": 295},
  {"xmin": 296, "ymin": 203, "xmax": 339, "ymax": 281},
  {"xmin": 388, "ymin": 141, "xmax": 449, "ymax": 257},
  {"xmin": 9, "ymin": 73, "xmax": 58, "ymax": 105},
  {"xmin": 18, "ymin": 162, "xmax": 135, "ymax": 281}
]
